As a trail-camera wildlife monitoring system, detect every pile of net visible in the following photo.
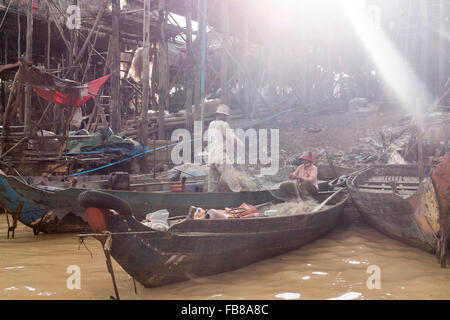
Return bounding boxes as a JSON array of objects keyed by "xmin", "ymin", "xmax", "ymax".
[{"xmin": 264, "ymin": 199, "xmax": 327, "ymax": 216}]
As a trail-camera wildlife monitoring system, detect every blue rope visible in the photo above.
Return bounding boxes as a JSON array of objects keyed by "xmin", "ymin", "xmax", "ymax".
[
  {"xmin": 69, "ymin": 100, "xmax": 313, "ymax": 177},
  {"xmin": 69, "ymin": 138, "xmax": 202, "ymax": 177},
  {"xmin": 0, "ymin": 0, "xmax": 12, "ymax": 32}
]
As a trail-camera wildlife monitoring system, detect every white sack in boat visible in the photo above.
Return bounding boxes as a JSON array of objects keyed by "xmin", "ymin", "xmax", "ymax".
[{"xmin": 142, "ymin": 209, "xmax": 170, "ymax": 232}]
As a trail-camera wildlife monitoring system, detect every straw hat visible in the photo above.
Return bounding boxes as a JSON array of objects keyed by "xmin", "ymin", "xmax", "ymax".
[{"xmin": 216, "ymin": 104, "xmax": 230, "ymax": 116}]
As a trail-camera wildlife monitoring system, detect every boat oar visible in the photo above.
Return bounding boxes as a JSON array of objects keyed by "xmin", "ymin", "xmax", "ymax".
[{"xmin": 312, "ymin": 188, "xmax": 344, "ymax": 213}]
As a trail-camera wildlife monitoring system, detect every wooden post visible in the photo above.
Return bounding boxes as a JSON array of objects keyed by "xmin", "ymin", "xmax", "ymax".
[
  {"xmin": 417, "ymin": 100, "xmax": 424, "ymax": 182},
  {"xmin": 419, "ymin": 0, "xmax": 429, "ymax": 90},
  {"xmin": 140, "ymin": 0, "xmax": 151, "ymax": 173},
  {"xmin": 242, "ymin": 1, "xmax": 251, "ymax": 117},
  {"xmin": 184, "ymin": 0, "xmax": 194, "ymax": 133},
  {"xmin": 46, "ymin": 19, "xmax": 51, "ymax": 69},
  {"xmin": 219, "ymin": 0, "xmax": 229, "ymax": 105},
  {"xmin": 110, "ymin": 0, "xmax": 121, "ymax": 134},
  {"xmin": 158, "ymin": 0, "xmax": 168, "ymax": 140},
  {"xmin": 198, "ymin": 0, "xmax": 207, "ymax": 134},
  {"xmin": 4, "ymin": 33, "xmax": 8, "ymax": 64},
  {"xmin": 17, "ymin": 8, "xmax": 21, "ymax": 60},
  {"xmin": 438, "ymin": 0, "xmax": 447, "ymax": 92},
  {"xmin": 24, "ymin": 0, "xmax": 33, "ymax": 137},
  {"xmin": 1, "ymin": 68, "xmax": 20, "ymax": 156}
]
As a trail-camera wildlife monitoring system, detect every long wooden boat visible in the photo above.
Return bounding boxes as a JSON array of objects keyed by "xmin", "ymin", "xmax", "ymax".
[
  {"xmin": 0, "ymin": 172, "xmax": 203, "ymax": 234},
  {"xmin": 4, "ymin": 175, "xmax": 287, "ymax": 232},
  {"xmin": 3, "ymin": 166, "xmax": 338, "ymax": 234},
  {"xmin": 347, "ymin": 154, "xmax": 450, "ymax": 263},
  {"xmin": 78, "ymin": 188, "xmax": 349, "ymax": 288}
]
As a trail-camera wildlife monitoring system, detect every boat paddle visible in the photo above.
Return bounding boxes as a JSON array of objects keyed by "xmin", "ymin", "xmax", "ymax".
[{"xmin": 312, "ymin": 188, "xmax": 344, "ymax": 213}]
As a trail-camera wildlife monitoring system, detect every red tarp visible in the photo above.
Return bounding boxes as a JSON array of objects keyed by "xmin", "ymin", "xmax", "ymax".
[{"xmin": 33, "ymin": 74, "xmax": 110, "ymax": 107}]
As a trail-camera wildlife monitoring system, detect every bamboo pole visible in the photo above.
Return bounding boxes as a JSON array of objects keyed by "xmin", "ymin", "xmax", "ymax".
[
  {"xmin": 71, "ymin": 0, "xmax": 109, "ymax": 68},
  {"xmin": 1, "ymin": 67, "xmax": 21, "ymax": 156}
]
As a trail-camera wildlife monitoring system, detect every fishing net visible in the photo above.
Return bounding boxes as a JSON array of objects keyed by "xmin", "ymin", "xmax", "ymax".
[{"xmin": 264, "ymin": 199, "xmax": 327, "ymax": 216}]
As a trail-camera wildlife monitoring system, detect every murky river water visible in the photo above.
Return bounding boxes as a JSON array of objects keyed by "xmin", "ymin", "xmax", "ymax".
[{"xmin": 1, "ymin": 204, "xmax": 450, "ymax": 300}]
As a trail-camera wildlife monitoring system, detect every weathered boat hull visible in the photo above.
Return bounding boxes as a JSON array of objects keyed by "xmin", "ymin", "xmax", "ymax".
[
  {"xmin": 347, "ymin": 156, "xmax": 450, "ymax": 254},
  {"xmin": 83, "ymin": 190, "xmax": 348, "ymax": 287},
  {"xmin": 6, "ymin": 175, "xmax": 283, "ymax": 224},
  {"xmin": 0, "ymin": 174, "xmax": 90, "ymax": 234},
  {"xmin": 3, "ymin": 165, "xmax": 344, "ymax": 234}
]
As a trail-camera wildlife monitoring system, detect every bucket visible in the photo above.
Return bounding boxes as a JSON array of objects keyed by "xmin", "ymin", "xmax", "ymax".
[
  {"xmin": 185, "ymin": 182, "xmax": 204, "ymax": 192},
  {"xmin": 170, "ymin": 185, "xmax": 183, "ymax": 192}
]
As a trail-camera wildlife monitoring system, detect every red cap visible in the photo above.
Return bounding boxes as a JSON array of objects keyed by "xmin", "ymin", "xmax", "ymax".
[{"xmin": 299, "ymin": 151, "xmax": 315, "ymax": 163}]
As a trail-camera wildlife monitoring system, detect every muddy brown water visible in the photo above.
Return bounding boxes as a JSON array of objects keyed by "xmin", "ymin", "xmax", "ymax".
[{"xmin": 1, "ymin": 205, "xmax": 450, "ymax": 300}]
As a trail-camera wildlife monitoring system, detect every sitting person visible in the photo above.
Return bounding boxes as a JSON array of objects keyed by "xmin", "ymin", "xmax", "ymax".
[{"xmin": 280, "ymin": 151, "xmax": 318, "ymax": 199}]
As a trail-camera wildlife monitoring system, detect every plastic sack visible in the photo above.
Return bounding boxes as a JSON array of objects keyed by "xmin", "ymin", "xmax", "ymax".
[{"xmin": 142, "ymin": 209, "xmax": 170, "ymax": 232}]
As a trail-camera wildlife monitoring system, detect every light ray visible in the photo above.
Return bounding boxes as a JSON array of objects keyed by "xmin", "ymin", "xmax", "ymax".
[{"xmin": 339, "ymin": 0, "xmax": 432, "ymax": 116}]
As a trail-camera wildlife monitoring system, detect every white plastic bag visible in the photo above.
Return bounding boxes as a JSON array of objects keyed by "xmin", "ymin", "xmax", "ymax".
[{"xmin": 142, "ymin": 209, "xmax": 170, "ymax": 232}]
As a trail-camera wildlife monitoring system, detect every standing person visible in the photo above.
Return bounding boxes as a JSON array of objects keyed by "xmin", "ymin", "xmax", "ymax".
[
  {"xmin": 207, "ymin": 105, "xmax": 253, "ymax": 192},
  {"xmin": 280, "ymin": 151, "xmax": 318, "ymax": 199}
]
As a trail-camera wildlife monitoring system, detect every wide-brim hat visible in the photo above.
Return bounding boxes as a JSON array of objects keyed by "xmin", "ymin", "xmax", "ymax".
[
  {"xmin": 216, "ymin": 104, "xmax": 230, "ymax": 116},
  {"xmin": 299, "ymin": 151, "xmax": 315, "ymax": 162}
]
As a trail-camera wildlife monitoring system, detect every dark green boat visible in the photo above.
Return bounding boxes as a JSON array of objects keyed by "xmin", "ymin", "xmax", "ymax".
[{"xmin": 5, "ymin": 175, "xmax": 282, "ymax": 230}]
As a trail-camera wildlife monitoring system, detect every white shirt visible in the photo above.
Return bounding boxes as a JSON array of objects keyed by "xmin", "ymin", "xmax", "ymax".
[{"xmin": 207, "ymin": 120, "xmax": 242, "ymax": 165}]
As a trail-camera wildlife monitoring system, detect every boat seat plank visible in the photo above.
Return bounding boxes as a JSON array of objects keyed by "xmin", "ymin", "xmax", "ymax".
[{"xmin": 358, "ymin": 184, "xmax": 419, "ymax": 191}]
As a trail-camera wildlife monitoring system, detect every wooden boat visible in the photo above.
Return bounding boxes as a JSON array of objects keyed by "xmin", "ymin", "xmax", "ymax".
[
  {"xmin": 3, "ymin": 166, "xmax": 339, "ymax": 234},
  {"xmin": 347, "ymin": 154, "xmax": 450, "ymax": 264},
  {"xmin": 78, "ymin": 188, "xmax": 349, "ymax": 288},
  {"xmin": 0, "ymin": 172, "xmax": 203, "ymax": 235},
  {"xmin": 4, "ymin": 175, "xmax": 287, "ymax": 232}
]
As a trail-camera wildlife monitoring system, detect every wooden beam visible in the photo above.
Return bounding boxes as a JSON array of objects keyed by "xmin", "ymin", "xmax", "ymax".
[{"xmin": 110, "ymin": 0, "xmax": 121, "ymax": 134}]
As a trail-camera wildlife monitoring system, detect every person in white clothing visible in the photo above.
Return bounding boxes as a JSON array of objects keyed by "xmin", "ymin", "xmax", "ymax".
[{"xmin": 207, "ymin": 105, "xmax": 253, "ymax": 192}]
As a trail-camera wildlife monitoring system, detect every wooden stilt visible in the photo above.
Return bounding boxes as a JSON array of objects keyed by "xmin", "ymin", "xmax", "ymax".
[
  {"xmin": 24, "ymin": 0, "xmax": 33, "ymax": 137},
  {"xmin": 184, "ymin": 0, "xmax": 193, "ymax": 133},
  {"xmin": 140, "ymin": 0, "xmax": 152, "ymax": 173},
  {"xmin": 158, "ymin": 0, "xmax": 168, "ymax": 140},
  {"xmin": 103, "ymin": 248, "xmax": 120, "ymax": 300},
  {"xmin": 110, "ymin": 0, "xmax": 121, "ymax": 134},
  {"xmin": 220, "ymin": 0, "xmax": 229, "ymax": 105}
]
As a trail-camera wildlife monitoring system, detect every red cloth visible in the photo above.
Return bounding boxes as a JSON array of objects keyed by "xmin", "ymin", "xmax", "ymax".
[{"xmin": 33, "ymin": 75, "xmax": 110, "ymax": 107}]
